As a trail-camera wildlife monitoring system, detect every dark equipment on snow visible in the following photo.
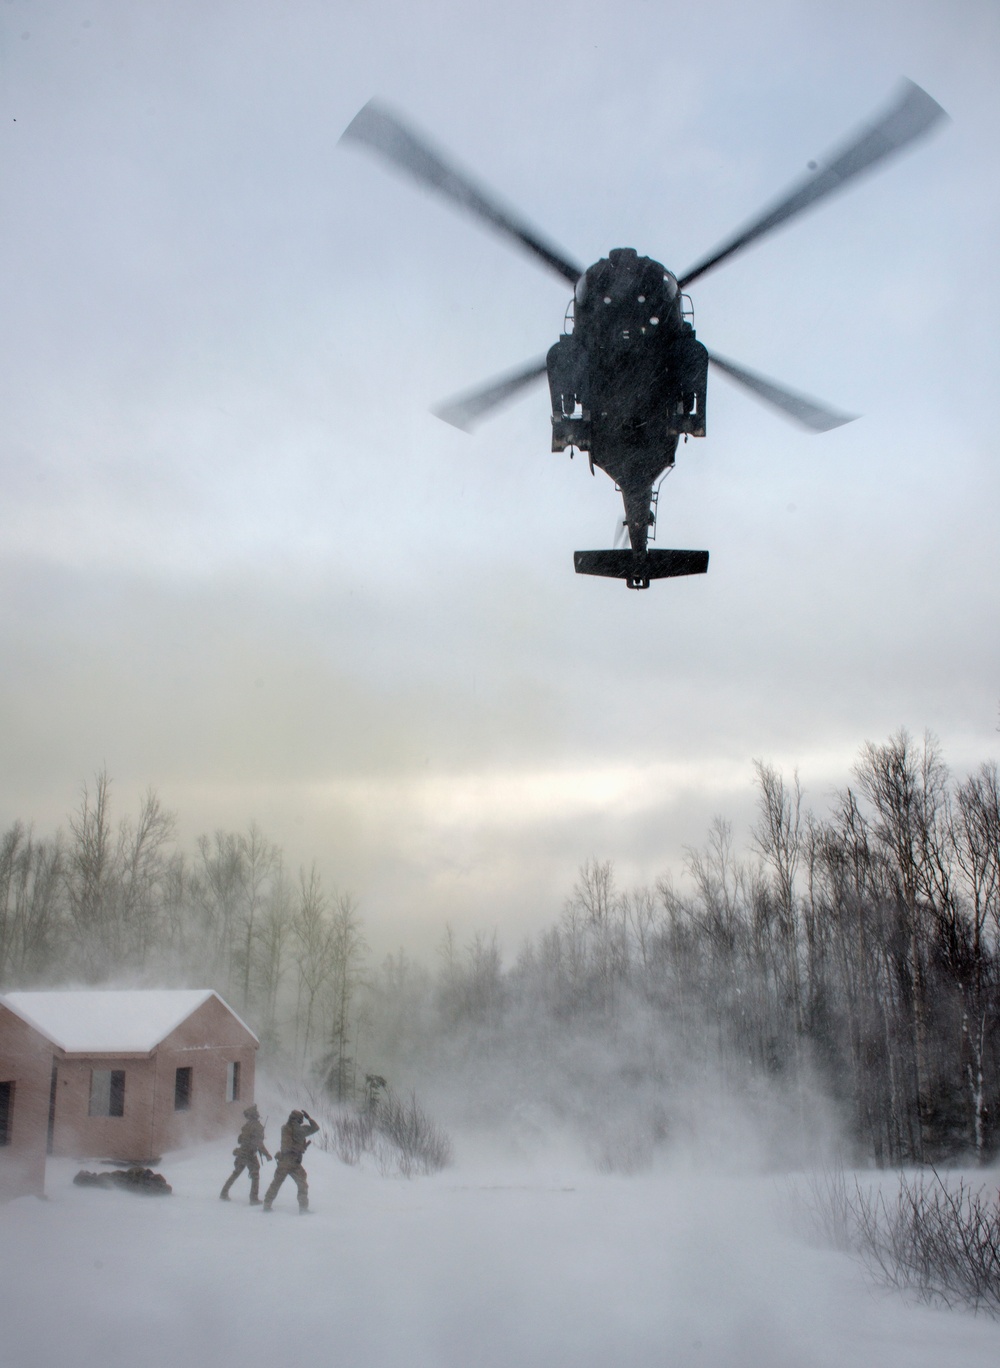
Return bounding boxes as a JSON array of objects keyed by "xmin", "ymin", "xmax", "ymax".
[
  {"xmin": 340, "ymin": 82, "xmax": 946, "ymax": 588},
  {"xmin": 74, "ymin": 1165, "xmax": 172, "ymax": 1195}
]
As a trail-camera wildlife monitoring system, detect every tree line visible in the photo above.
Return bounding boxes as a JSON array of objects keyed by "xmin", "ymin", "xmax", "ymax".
[
  {"xmin": 0, "ymin": 770, "xmax": 367, "ymax": 1095},
  {"xmin": 1, "ymin": 729, "xmax": 998, "ymax": 1166}
]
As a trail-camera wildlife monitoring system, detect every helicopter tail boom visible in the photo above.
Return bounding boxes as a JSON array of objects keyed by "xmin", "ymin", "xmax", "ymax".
[{"xmin": 574, "ymin": 548, "xmax": 709, "ymax": 590}]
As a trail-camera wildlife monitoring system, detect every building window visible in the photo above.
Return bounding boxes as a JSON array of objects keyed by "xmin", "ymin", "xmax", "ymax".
[
  {"xmin": 89, "ymin": 1070, "xmax": 125, "ymax": 1118},
  {"xmin": 47, "ymin": 1060, "xmax": 58, "ymax": 1154},
  {"xmin": 0, "ymin": 1081, "xmax": 13, "ymax": 1146},
  {"xmin": 174, "ymin": 1066, "xmax": 192, "ymax": 1111},
  {"xmin": 226, "ymin": 1061, "xmax": 241, "ymax": 1102}
]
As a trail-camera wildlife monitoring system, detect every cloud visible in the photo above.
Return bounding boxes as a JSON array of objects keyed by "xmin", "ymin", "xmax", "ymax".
[{"xmin": 0, "ymin": 0, "xmax": 997, "ymax": 955}]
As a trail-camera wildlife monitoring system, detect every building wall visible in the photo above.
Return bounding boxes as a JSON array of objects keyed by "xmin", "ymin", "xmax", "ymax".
[
  {"xmin": 0, "ymin": 1005, "xmax": 52, "ymax": 1201},
  {"xmin": 151, "ymin": 996, "xmax": 257, "ymax": 1153},
  {"xmin": 49, "ymin": 995, "xmax": 258, "ymax": 1162},
  {"xmin": 49, "ymin": 1054, "xmax": 156, "ymax": 1162}
]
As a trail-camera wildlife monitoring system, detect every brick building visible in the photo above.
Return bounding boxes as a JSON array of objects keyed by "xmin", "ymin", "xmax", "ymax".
[
  {"xmin": 0, "ymin": 989, "xmax": 259, "ymax": 1189},
  {"xmin": 0, "ymin": 999, "xmax": 52, "ymax": 1201}
]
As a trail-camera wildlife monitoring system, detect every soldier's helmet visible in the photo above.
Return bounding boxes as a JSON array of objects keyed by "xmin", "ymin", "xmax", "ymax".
[
  {"xmin": 289, "ymin": 1110, "xmax": 304, "ymax": 1122},
  {"xmin": 243, "ymin": 1105, "xmax": 259, "ymax": 1118}
]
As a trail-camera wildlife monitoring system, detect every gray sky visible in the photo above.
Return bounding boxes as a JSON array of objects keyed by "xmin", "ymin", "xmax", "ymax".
[{"xmin": 1, "ymin": 0, "xmax": 997, "ymax": 956}]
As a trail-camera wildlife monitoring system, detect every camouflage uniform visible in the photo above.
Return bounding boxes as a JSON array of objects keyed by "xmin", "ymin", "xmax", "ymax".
[
  {"xmin": 262, "ymin": 1110, "xmax": 319, "ymax": 1212},
  {"xmin": 220, "ymin": 1105, "xmax": 272, "ymax": 1204}
]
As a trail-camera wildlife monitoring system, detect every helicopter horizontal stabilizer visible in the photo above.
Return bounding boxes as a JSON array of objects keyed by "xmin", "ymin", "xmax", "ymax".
[{"xmin": 574, "ymin": 549, "xmax": 709, "ymax": 588}]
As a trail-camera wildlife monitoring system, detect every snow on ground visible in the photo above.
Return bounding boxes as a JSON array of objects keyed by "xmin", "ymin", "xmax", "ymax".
[{"xmin": 3, "ymin": 1141, "xmax": 1000, "ymax": 1368}]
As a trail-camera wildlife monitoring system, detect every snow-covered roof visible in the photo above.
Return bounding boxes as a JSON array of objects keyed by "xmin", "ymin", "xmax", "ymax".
[{"xmin": 1, "ymin": 989, "xmax": 257, "ymax": 1054}]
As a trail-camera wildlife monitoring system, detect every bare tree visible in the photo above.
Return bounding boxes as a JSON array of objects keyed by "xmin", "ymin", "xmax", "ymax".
[
  {"xmin": 0, "ymin": 824, "xmax": 64, "ymax": 985},
  {"xmin": 853, "ymin": 731, "xmax": 952, "ymax": 1160},
  {"xmin": 565, "ymin": 859, "xmax": 628, "ymax": 1020},
  {"xmin": 291, "ymin": 865, "xmax": 339, "ymax": 1066},
  {"xmin": 322, "ymin": 892, "xmax": 368, "ymax": 1102},
  {"xmin": 622, "ymin": 883, "xmax": 662, "ymax": 978},
  {"xmin": 464, "ymin": 930, "xmax": 505, "ymax": 1035},
  {"xmin": 193, "ymin": 831, "xmax": 244, "ymax": 983},
  {"xmin": 752, "ymin": 760, "xmax": 804, "ymax": 1036},
  {"xmin": 255, "ymin": 860, "xmax": 293, "ymax": 1048},
  {"xmin": 65, "ymin": 770, "xmax": 115, "ymax": 979},
  {"xmin": 952, "ymin": 761, "xmax": 1000, "ymax": 1159},
  {"xmin": 115, "ymin": 788, "xmax": 175, "ymax": 967},
  {"xmin": 233, "ymin": 822, "xmax": 278, "ymax": 1012},
  {"xmin": 64, "ymin": 771, "xmax": 174, "ymax": 978}
]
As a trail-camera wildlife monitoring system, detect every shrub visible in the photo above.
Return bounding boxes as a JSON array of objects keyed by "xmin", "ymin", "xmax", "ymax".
[
  {"xmin": 805, "ymin": 1168, "xmax": 1000, "ymax": 1315},
  {"xmin": 288, "ymin": 1082, "xmax": 453, "ymax": 1177},
  {"xmin": 373, "ymin": 1089, "xmax": 453, "ymax": 1176},
  {"xmin": 326, "ymin": 1108, "xmax": 375, "ymax": 1167}
]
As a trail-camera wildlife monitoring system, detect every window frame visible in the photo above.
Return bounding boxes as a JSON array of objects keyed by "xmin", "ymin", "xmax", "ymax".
[
  {"xmin": 226, "ymin": 1060, "xmax": 241, "ymax": 1103},
  {"xmin": 174, "ymin": 1065, "xmax": 193, "ymax": 1112},
  {"xmin": 0, "ymin": 1080, "xmax": 13, "ymax": 1146},
  {"xmin": 88, "ymin": 1069, "xmax": 125, "ymax": 1118}
]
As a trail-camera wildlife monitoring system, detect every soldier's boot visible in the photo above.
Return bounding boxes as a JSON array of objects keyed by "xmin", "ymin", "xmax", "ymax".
[{"xmin": 249, "ymin": 1177, "xmax": 261, "ymax": 1205}]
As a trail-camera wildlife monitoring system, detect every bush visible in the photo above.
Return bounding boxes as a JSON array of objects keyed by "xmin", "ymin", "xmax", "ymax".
[
  {"xmin": 290, "ymin": 1083, "xmax": 453, "ymax": 1177},
  {"xmin": 326, "ymin": 1108, "xmax": 375, "ymax": 1167},
  {"xmin": 373, "ymin": 1089, "xmax": 454, "ymax": 1176},
  {"xmin": 805, "ymin": 1168, "xmax": 1000, "ymax": 1315}
]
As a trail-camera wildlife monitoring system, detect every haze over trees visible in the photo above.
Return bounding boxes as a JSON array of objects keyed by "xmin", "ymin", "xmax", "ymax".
[{"xmin": 2, "ymin": 730, "xmax": 998, "ymax": 1167}]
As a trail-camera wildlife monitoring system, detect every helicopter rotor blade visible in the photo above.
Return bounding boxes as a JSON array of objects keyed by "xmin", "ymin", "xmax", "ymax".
[
  {"xmin": 341, "ymin": 101, "xmax": 583, "ymax": 287},
  {"xmin": 678, "ymin": 80, "xmax": 947, "ymax": 289},
  {"xmin": 708, "ymin": 352, "xmax": 857, "ymax": 433},
  {"xmin": 433, "ymin": 357, "xmax": 550, "ymax": 432}
]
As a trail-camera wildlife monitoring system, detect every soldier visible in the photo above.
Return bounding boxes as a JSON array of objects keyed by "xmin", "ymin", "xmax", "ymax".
[
  {"xmin": 220, "ymin": 1103, "xmax": 272, "ymax": 1204},
  {"xmin": 261, "ymin": 1108, "xmax": 319, "ymax": 1213}
]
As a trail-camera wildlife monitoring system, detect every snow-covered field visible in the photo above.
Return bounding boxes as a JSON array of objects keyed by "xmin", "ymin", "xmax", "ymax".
[{"xmin": 3, "ymin": 1141, "xmax": 1000, "ymax": 1368}]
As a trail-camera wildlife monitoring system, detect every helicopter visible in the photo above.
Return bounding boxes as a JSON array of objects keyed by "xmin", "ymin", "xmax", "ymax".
[{"xmin": 340, "ymin": 82, "xmax": 947, "ymax": 589}]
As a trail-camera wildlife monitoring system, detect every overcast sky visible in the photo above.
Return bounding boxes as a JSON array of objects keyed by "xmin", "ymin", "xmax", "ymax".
[{"xmin": 1, "ymin": 0, "xmax": 997, "ymax": 956}]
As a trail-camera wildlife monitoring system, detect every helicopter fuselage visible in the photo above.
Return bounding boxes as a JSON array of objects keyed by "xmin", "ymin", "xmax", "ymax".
[
  {"xmin": 546, "ymin": 248, "xmax": 709, "ymax": 570},
  {"xmin": 342, "ymin": 85, "xmax": 946, "ymax": 587}
]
